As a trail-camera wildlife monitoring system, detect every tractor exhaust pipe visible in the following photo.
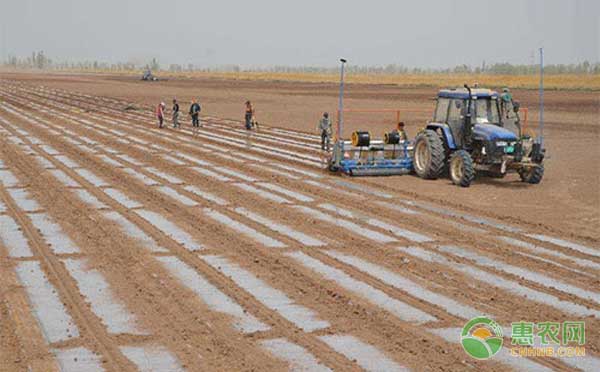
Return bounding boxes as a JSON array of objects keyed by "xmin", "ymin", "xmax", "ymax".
[{"xmin": 463, "ymin": 84, "xmax": 474, "ymax": 147}]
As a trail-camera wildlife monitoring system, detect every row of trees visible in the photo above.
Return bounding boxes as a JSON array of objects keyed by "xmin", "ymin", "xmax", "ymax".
[
  {"xmin": 3, "ymin": 52, "xmax": 159, "ymax": 73},
  {"xmin": 231, "ymin": 61, "xmax": 600, "ymax": 75},
  {"xmin": 3, "ymin": 52, "xmax": 599, "ymax": 75},
  {"xmin": 5, "ymin": 51, "xmax": 52, "ymax": 70}
]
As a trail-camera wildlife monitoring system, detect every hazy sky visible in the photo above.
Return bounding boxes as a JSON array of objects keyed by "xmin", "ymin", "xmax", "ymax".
[{"xmin": 1, "ymin": 0, "xmax": 598, "ymax": 68}]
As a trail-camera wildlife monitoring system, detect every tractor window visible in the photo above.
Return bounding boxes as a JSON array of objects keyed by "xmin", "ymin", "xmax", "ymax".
[
  {"xmin": 434, "ymin": 98, "xmax": 450, "ymax": 123},
  {"xmin": 474, "ymin": 98, "xmax": 500, "ymax": 125},
  {"xmin": 447, "ymin": 99, "xmax": 466, "ymax": 126}
]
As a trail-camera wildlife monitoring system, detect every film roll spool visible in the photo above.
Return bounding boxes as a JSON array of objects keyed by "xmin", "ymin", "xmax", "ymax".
[
  {"xmin": 384, "ymin": 131, "xmax": 401, "ymax": 145},
  {"xmin": 351, "ymin": 131, "xmax": 371, "ymax": 147}
]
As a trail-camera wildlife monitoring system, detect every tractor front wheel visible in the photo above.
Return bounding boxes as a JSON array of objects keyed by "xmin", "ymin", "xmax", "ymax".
[
  {"xmin": 413, "ymin": 130, "xmax": 445, "ymax": 179},
  {"xmin": 519, "ymin": 165, "xmax": 544, "ymax": 184},
  {"xmin": 449, "ymin": 150, "xmax": 475, "ymax": 187}
]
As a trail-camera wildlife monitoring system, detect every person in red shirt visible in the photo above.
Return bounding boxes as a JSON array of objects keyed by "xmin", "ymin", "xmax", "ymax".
[{"xmin": 156, "ymin": 102, "xmax": 166, "ymax": 128}]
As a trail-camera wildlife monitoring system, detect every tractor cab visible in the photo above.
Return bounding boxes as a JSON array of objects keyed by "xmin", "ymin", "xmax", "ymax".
[{"xmin": 434, "ymin": 88, "xmax": 518, "ymax": 148}]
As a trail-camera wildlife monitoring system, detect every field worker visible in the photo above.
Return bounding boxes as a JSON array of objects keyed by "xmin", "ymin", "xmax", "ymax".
[
  {"xmin": 156, "ymin": 102, "xmax": 166, "ymax": 128},
  {"xmin": 172, "ymin": 99, "xmax": 180, "ymax": 128},
  {"xmin": 189, "ymin": 99, "xmax": 201, "ymax": 128},
  {"xmin": 317, "ymin": 112, "xmax": 332, "ymax": 150},
  {"xmin": 245, "ymin": 100, "xmax": 254, "ymax": 130},
  {"xmin": 501, "ymin": 87, "xmax": 514, "ymax": 118},
  {"xmin": 396, "ymin": 122, "xmax": 408, "ymax": 141}
]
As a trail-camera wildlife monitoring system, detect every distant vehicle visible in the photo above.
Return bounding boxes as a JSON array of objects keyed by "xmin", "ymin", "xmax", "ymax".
[
  {"xmin": 413, "ymin": 85, "xmax": 545, "ymax": 187},
  {"xmin": 141, "ymin": 69, "xmax": 158, "ymax": 81}
]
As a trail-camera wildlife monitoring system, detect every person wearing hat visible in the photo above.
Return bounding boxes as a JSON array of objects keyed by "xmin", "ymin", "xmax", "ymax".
[
  {"xmin": 156, "ymin": 102, "xmax": 166, "ymax": 128},
  {"xmin": 317, "ymin": 112, "xmax": 332, "ymax": 151}
]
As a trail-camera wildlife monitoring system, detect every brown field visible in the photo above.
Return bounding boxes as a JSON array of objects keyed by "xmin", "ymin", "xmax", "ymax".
[
  {"xmin": 167, "ymin": 71, "xmax": 600, "ymax": 91},
  {"xmin": 5, "ymin": 71, "xmax": 597, "ymax": 239},
  {"xmin": 15, "ymin": 68, "xmax": 600, "ymax": 90},
  {"xmin": 0, "ymin": 71, "xmax": 598, "ymax": 371}
]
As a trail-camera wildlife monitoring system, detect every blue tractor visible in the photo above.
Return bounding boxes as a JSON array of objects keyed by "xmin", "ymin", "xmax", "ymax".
[{"xmin": 413, "ymin": 85, "xmax": 545, "ymax": 187}]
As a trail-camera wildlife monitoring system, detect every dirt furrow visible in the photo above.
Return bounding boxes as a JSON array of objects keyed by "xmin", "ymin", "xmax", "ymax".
[
  {"xmin": 2, "ymin": 83, "xmax": 598, "ymax": 370},
  {"xmin": 0, "ymin": 159, "xmax": 140, "ymax": 371},
  {"xmin": 2, "ymin": 88, "xmax": 596, "ymax": 306},
  {"xmin": 7, "ymin": 81, "xmax": 596, "ymax": 251},
  {"xmin": 0, "ymin": 254, "xmax": 60, "ymax": 372},
  {"xmin": 4, "ymin": 88, "xmax": 596, "ymax": 296},
  {"xmin": 3, "ymin": 89, "xmax": 596, "ymax": 326},
  {"xmin": 0, "ymin": 124, "xmax": 280, "ymax": 371},
  {"xmin": 0, "ymin": 102, "xmax": 418, "ymax": 370},
  {"xmin": 0, "ymin": 88, "xmax": 506, "ymax": 370},
  {"xmin": 20, "ymin": 81, "xmax": 600, "ymax": 245}
]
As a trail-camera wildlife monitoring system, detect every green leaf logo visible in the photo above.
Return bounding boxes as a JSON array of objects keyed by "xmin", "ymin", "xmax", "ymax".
[{"xmin": 461, "ymin": 316, "xmax": 504, "ymax": 360}]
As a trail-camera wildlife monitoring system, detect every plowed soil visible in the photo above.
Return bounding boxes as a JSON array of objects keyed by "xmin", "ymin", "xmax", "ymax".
[{"xmin": 0, "ymin": 71, "xmax": 598, "ymax": 372}]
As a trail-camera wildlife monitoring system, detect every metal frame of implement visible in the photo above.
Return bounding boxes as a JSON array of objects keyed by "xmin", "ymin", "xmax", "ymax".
[{"xmin": 328, "ymin": 59, "xmax": 414, "ymax": 176}]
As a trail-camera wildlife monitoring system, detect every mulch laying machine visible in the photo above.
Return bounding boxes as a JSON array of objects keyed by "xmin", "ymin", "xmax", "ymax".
[
  {"xmin": 328, "ymin": 129, "xmax": 413, "ymax": 176},
  {"xmin": 327, "ymin": 59, "xmax": 413, "ymax": 176}
]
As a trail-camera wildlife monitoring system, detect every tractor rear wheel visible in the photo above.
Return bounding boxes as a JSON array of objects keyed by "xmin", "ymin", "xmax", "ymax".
[
  {"xmin": 413, "ymin": 130, "xmax": 445, "ymax": 179},
  {"xmin": 519, "ymin": 165, "xmax": 544, "ymax": 184},
  {"xmin": 449, "ymin": 150, "xmax": 475, "ymax": 187}
]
